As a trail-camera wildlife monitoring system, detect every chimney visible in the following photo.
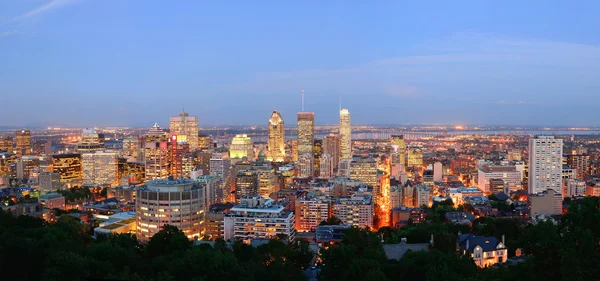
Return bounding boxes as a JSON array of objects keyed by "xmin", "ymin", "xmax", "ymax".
[
  {"xmin": 430, "ymin": 234, "xmax": 434, "ymax": 247},
  {"xmin": 466, "ymin": 239, "xmax": 469, "ymax": 252},
  {"xmin": 502, "ymin": 234, "xmax": 505, "ymax": 245}
]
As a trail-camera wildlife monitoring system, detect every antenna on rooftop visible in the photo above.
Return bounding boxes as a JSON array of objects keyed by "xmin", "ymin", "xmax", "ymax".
[
  {"xmin": 339, "ymin": 95, "xmax": 342, "ymax": 112},
  {"xmin": 301, "ymin": 89, "xmax": 305, "ymax": 112}
]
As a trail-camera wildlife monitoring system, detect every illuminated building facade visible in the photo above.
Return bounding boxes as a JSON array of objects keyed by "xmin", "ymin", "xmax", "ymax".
[
  {"xmin": 377, "ymin": 156, "xmax": 391, "ymax": 227},
  {"xmin": 230, "ymin": 134, "xmax": 253, "ymax": 159},
  {"xmin": 77, "ymin": 128, "xmax": 105, "ymax": 153},
  {"xmin": 458, "ymin": 234, "xmax": 507, "ymax": 268},
  {"xmin": 82, "ymin": 151, "xmax": 119, "ymax": 186},
  {"xmin": 235, "ymin": 170, "xmax": 258, "ymax": 202},
  {"xmin": 528, "ymin": 136, "xmax": 563, "ymax": 194},
  {"xmin": 169, "ymin": 111, "xmax": 199, "ymax": 150},
  {"xmin": 297, "ymin": 112, "xmax": 315, "ymax": 158},
  {"xmin": 477, "ymin": 165, "xmax": 522, "ymax": 193},
  {"xmin": 50, "ymin": 154, "xmax": 82, "ymax": 184},
  {"xmin": 323, "ymin": 134, "xmax": 340, "ymax": 170},
  {"xmin": 267, "ymin": 111, "xmax": 285, "ymax": 162},
  {"xmin": 333, "ymin": 193, "xmax": 373, "ymax": 229},
  {"xmin": 566, "ymin": 179, "xmax": 585, "ymax": 197},
  {"xmin": 257, "ymin": 169, "xmax": 278, "ymax": 198},
  {"xmin": 298, "ymin": 153, "xmax": 313, "ymax": 178},
  {"xmin": 224, "ymin": 197, "xmax": 295, "ymax": 242},
  {"xmin": 390, "ymin": 135, "xmax": 406, "ymax": 169},
  {"xmin": 15, "ymin": 130, "xmax": 31, "ymax": 156},
  {"xmin": 122, "ymin": 138, "xmax": 140, "ymax": 162},
  {"xmin": 339, "ymin": 109, "xmax": 352, "ymax": 159},
  {"xmin": 406, "ymin": 145, "xmax": 423, "ymax": 167},
  {"xmin": 567, "ymin": 154, "xmax": 590, "ymax": 180},
  {"xmin": 144, "ymin": 123, "xmax": 170, "ymax": 181},
  {"xmin": 295, "ymin": 194, "xmax": 332, "ymax": 232},
  {"xmin": 0, "ymin": 136, "xmax": 12, "ymax": 152},
  {"xmin": 349, "ymin": 157, "xmax": 378, "ymax": 187},
  {"xmin": 169, "ymin": 135, "xmax": 191, "ymax": 178},
  {"xmin": 313, "ymin": 139, "xmax": 322, "ymax": 178},
  {"xmin": 291, "ymin": 140, "xmax": 299, "ymax": 162},
  {"xmin": 319, "ymin": 153, "xmax": 334, "ymax": 179},
  {"xmin": 135, "ymin": 178, "xmax": 204, "ymax": 242}
]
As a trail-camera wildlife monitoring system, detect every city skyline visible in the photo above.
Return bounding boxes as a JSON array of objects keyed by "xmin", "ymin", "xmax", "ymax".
[{"xmin": 2, "ymin": 1, "xmax": 600, "ymax": 127}]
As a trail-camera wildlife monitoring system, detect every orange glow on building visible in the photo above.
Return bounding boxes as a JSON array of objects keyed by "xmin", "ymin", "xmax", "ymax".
[{"xmin": 377, "ymin": 156, "xmax": 391, "ymax": 228}]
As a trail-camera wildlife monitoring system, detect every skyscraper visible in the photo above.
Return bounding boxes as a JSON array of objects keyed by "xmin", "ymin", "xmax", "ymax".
[
  {"xmin": 144, "ymin": 123, "xmax": 170, "ymax": 181},
  {"xmin": 323, "ymin": 134, "xmax": 340, "ymax": 170},
  {"xmin": 297, "ymin": 112, "xmax": 315, "ymax": 159},
  {"xmin": 15, "ymin": 130, "xmax": 31, "ymax": 156},
  {"xmin": 169, "ymin": 111, "xmax": 199, "ymax": 150},
  {"xmin": 230, "ymin": 134, "xmax": 253, "ymax": 160},
  {"xmin": 390, "ymin": 135, "xmax": 406, "ymax": 167},
  {"xmin": 77, "ymin": 128, "xmax": 105, "ymax": 153},
  {"xmin": 82, "ymin": 151, "xmax": 119, "ymax": 186},
  {"xmin": 339, "ymin": 109, "xmax": 352, "ymax": 159},
  {"xmin": 528, "ymin": 136, "xmax": 563, "ymax": 194},
  {"xmin": 267, "ymin": 111, "xmax": 285, "ymax": 162}
]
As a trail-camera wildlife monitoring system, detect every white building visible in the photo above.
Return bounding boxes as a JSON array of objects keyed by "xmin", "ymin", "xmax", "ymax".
[
  {"xmin": 566, "ymin": 179, "xmax": 586, "ymax": 198},
  {"xmin": 477, "ymin": 165, "xmax": 522, "ymax": 193},
  {"xmin": 319, "ymin": 153, "xmax": 334, "ymax": 179},
  {"xmin": 224, "ymin": 197, "xmax": 295, "ymax": 242},
  {"xmin": 433, "ymin": 161, "xmax": 443, "ymax": 182},
  {"xmin": 529, "ymin": 136, "xmax": 563, "ymax": 194},
  {"xmin": 390, "ymin": 185, "xmax": 402, "ymax": 209},
  {"xmin": 338, "ymin": 158, "xmax": 352, "ymax": 177},
  {"xmin": 333, "ymin": 193, "xmax": 373, "ymax": 229},
  {"xmin": 339, "ymin": 109, "xmax": 352, "ymax": 159},
  {"xmin": 298, "ymin": 153, "xmax": 313, "ymax": 178}
]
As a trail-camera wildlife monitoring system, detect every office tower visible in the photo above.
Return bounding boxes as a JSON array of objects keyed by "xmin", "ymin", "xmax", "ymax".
[
  {"xmin": 349, "ymin": 157, "xmax": 378, "ymax": 187},
  {"xmin": 169, "ymin": 111, "xmax": 199, "ymax": 150},
  {"xmin": 122, "ymin": 138, "xmax": 139, "ymax": 162},
  {"xmin": 295, "ymin": 194, "xmax": 332, "ymax": 232},
  {"xmin": 230, "ymin": 134, "xmax": 253, "ymax": 160},
  {"xmin": 39, "ymin": 172, "xmax": 61, "ymax": 193},
  {"xmin": 50, "ymin": 154, "xmax": 82, "ymax": 184},
  {"xmin": 136, "ymin": 178, "xmax": 204, "ymax": 242},
  {"xmin": 77, "ymin": 128, "xmax": 105, "ymax": 153},
  {"xmin": 16, "ymin": 156, "xmax": 39, "ymax": 181},
  {"xmin": 144, "ymin": 123, "xmax": 170, "ymax": 181},
  {"xmin": 390, "ymin": 135, "xmax": 405, "ymax": 167},
  {"xmin": 313, "ymin": 140, "xmax": 322, "ymax": 178},
  {"xmin": 333, "ymin": 193, "xmax": 373, "ymax": 229},
  {"xmin": 291, "ymin": 140, "xmax": 299, "ymax": 162},
  {"xmin": 235, "ymin": 170, "xmax": 258, "ymax": 202},
  {"xmin": 528, "ymin": 136, "xmax": 563, "ymax": 194},
  {"xmin": 267, "ymin": 111, "xmax": 285, "ymax": 162},
  {"xmin": 567, "ymin": 154, "xmax": 590, "ymax": 180},
  {"xmin": 297, "ymin": 112, "xmax": 315, "ymax": 160},
  {"xmin": 82, "ymin": 151, "xmax": 119, "ymax": 186},
  {"xmin": 319, "ymin": 153, "xmax": 334, "ymax": 178},
  {"xmin": 210, "ymin": 154, "xmax": 230, "ymax": 179},
  {"xmin": 339, "ymin": 109, "xmax": 351, "ymax": 159},
  {"xmin": 0, "ymin": 136, "xmax": 12, "ymax": 152},
  {"xmin": 323, "ymin": 134, "xmax": 340, "ymax": 170},
  {"xmin": 257, "ymin": 169, "xmax": 278, "ymax": 198},
  {"xmin": 169, "ymin": 135, "xmax": 191, "ymax": 178},
  {"xmin": 298, "ymin": 154, "xmax": 313, "ymax": 178},
  {"xmin": 118, "ymin": 161, "xmax": 145, "ymax": 185},
  {"xmin": 477, "ymin": 165, "xmax": 522, "ymax": 193},
  {"xmin": 406, "ymin": 145, "xmax": 423, "ymax": 167},
  {"xmin": 224, "ymin": 197, "xmax": 295, "ymax": 242},
  {"xmin": 15, "ymin": 130, "xmax": 31, "ymax": 156}
]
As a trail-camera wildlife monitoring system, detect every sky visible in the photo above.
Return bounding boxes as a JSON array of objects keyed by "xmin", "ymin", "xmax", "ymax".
[{"xmin": 1, "ymin": 0, "xmax": 600, "ymax": 127}]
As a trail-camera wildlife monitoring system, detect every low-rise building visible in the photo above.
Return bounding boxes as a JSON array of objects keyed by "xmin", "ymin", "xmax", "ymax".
[
  {"xmin": 458, "ymin": 234, "xmax": 508, "ymax": 268},
  {"xmin": 94, "ymin": 212, "xmax": 137, "ymax": 237},
  {"xmin": 295, "ymin": 192, "xmax": 331, "ymax": 232},
  {"xmin": 566, "ymin": 179, "xmax": 586, "ymax": 198},
  {"xmin": 39, "ymin": 192, "xmax": 65, "ymax": 210},
  {"xmin": 224, "ymin": 197, "xmax": 295, "ymax": 242},
  {"xmin": 332, "ymin": 193, "xmax": 373, "ymax": 229},
  {"xmin": 529, "ymin": 189, "xmax": 562, "ymax": 217}
]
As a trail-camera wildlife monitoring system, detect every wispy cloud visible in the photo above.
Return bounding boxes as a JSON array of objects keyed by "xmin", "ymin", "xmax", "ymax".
[
  {"xmin": 385, "ymin": 86, "xmax": 429, "ymax": 98},
  {"xmin": 13, "ymin": 0, "xmax": 79, "ymax": 22}
]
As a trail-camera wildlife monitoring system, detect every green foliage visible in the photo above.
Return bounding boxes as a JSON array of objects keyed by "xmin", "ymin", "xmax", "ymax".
[{"xmin": 319, "ymin": 215, "xmax": 343, "ymax": 226}]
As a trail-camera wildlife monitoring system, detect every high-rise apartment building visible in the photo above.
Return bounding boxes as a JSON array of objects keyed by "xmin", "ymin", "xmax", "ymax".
[
  {"xmin": 339, "ymin": 109, "xmax": 351, "ymax": 159},
  {"xmin": 77, "ymin": 128, "xmax": 105, "ymax": 153},
  {"xmin": 82, "ymin": 151, "xmax": 119, "ymax": 186},
  {"xmin": 169, "ymin": 111, "xmax": 198, "ymax": 150},
  {"xmin": 295, "ymin": 193, "xmax": 331, "ymax": 232},
  {"xmin": 135, "ymin": 178, "xmax": 204, "ymax": 242},
  {"xmin": 349, "ymin": 157, "xmax": 378, "ymax": 187},
  {"xmin": 230, "ymin": 134, "xmax": 253, "ymax": 160},
  {"xmin": 528, "ymin": 136, "xmax": 563, "ymax": 194},
  {"xmin": 566, "ymin": 179, "xmax": 586, "ymax": 198},
  {"xmin": 567, "ymin": 154, "xmax": 590, "ymax": 180},
  {"xmin": 390, "ymin": 135, "xmax": 406, "ymax": 168},
  {"xmin": 144, "ymin": 124, "xmax": 170, "ymax": 181},
  {"xmin": 224, "ymin": 197, "xmax": 295, "ymax": 242},
  {"xmin": 257, "ymin": 168, "xmax": 278, "ymax": 198},
  {"xmin": 15, "ymin": 130, "xmax": 31, "ymax": 156},
  {"xmin": 297, "ymin": 112, "xmax": 315, "ymax": 160},
  {"xmin": 267, "ymin": 111, "xmax": 285, "ymax": 162},
  {"xmin": 333, "ymin": 193, "xmax": 373, "ymax": 229},
  {"xmin": 323, "ymin": 134, "xmax": 340, "ymax": 170}
]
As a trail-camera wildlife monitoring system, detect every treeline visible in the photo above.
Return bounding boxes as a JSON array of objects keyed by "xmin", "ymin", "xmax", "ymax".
[
  {"xmin": 0, "ymin": 210, "xmax": 312, "ymax": 281},
  {"xmin": 320, "ymin": 197, "xmax": 600, "ymax": 281}
]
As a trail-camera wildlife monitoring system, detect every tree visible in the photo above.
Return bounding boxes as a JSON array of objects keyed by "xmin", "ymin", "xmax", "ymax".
[
  {"xmin": 145, "ymin": 225, "xmax": 192, "ymax": 259},
  {"xmin": 319, "ymin": 216, "xmax": 343, "ymax": 226},
  {"xmin": 100, "ymin": 187, "xmax": 108, "ymax": 198}
]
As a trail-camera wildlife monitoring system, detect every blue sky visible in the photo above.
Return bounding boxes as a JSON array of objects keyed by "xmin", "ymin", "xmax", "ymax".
[{"xmin": 1, "ymin": 0, "xmax": 599, "ymax": 127}]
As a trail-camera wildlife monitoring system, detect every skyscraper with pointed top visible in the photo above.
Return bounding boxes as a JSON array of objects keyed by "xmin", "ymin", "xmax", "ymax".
[
  {"xmin": 267, "ymin": 111, "xmax": 285, "ymax": 162},
  {"xmin": 339, "ymin": 108, "xmax": 351, "ymax": 159}
]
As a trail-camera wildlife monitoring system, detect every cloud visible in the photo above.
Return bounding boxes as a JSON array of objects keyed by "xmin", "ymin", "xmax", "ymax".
[
  {"xmin": 0, "ymin": 30, "xmax": 17, "ymax": 38},
  {"xmin": 13, "ymin": 0, "xmax": 79, "ymax": 22}
]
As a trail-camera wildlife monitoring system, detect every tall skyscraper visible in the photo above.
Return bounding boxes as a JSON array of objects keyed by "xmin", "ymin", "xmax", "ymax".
[
  {"xmin": 144, "ymin": 123, "xmax": 170, "ymax": 181},
  {"xmin": 339, "ymin": 109, "xmax": 352, "ymax": 159},
  {"xmin": 528, "ymin": 136, "xmax": 563, "ymax": 194},
  {"xmin": 169, "ymin": 111, "xmax": 199, "ymax": 150},
  {"xmin": 297, "ymin": 112, "xmax": 315, "ymax": 158},
  {"xmin": 15, "ymin": 130, "xmax": 31, "ymax": 156},
  {"xmin": 267, "ymin": 111, "xmax": 285, "ymax": 162},
  {"xmin": 390, "ymin": 135, "xmax": 406, "ymax": 167},
  {"xmin": 323, "ymin": 134, "xmax": 340, "ymax": 170}
]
